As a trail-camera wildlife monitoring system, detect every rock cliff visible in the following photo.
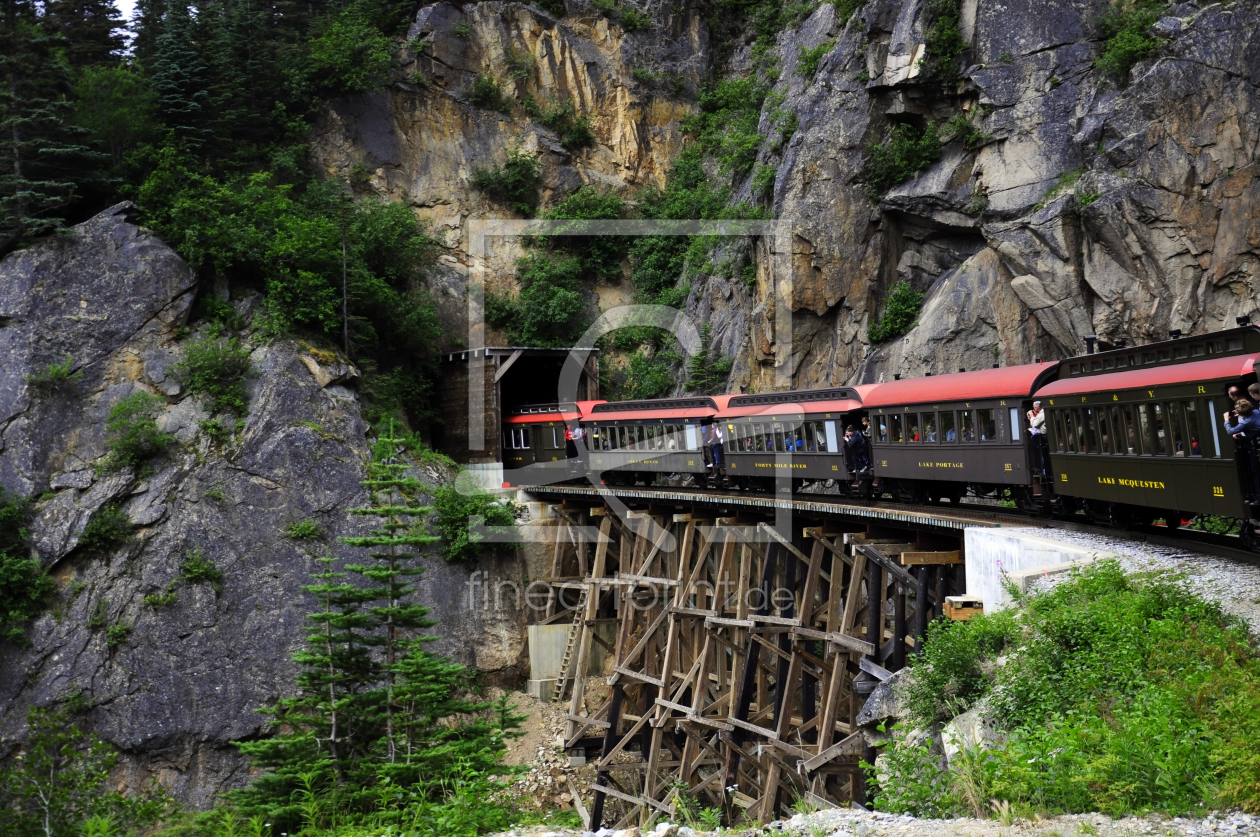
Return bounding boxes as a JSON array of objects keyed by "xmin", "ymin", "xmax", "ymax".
[
  {"xmin": 0, "ymin": 204, "xmax": 529, "ymax": 808},
  {"xmin": 314, "ymin": 0, "xmax": 1259, "ymax": 387}
]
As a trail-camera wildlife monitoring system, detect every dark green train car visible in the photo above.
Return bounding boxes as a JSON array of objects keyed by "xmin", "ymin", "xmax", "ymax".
[
  {"xmin": 718, "ymin": 387, "xmax": 866, "ymax": 491},
  {"xmin": 502, "ymin": 402, "xmax": 602, "ymax": 488},
  {"xmin": 585, "ymin": 397, "xmax": 726, "ymax": 485},
  {"xmin": 1037, "ymin": 328, "xmax": 1260, "ymax": 525},
  {"xmin": 862, "ymin": 364, "xmax": 1061, "ymax": 502}
]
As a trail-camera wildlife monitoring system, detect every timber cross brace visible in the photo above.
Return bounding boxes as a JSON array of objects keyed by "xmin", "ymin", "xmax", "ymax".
[{"xmin": 532, "ymin": 498, "xmax": 968, "ymax": 830}]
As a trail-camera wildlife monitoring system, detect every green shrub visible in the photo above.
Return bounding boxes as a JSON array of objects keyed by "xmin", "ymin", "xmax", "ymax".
[
  {"xmin": 1095, "ymin": 0, "xmax": 1164, "ymax": 84},
  {"xmin": 751, "ymin": 164, "xmax": 776, "ymax": 200},
  {"xmin": 864, "ymin": 122, "xmax": 942, "ymax": 197},
  {"xmin": 523, "ymin": 97, "xmax": 595, "ymax": 151},
  {"xmin": 101, "ymin": 392, "xmax": 174, "ymax": 471},
  {"xmin": 832, "ymin": 0, "xmax": 864, "ymax": 26},
  {"xmin": 620, "ymin": 8, "xmax": 650, "ymax": 31},
  {"xmin": 631, "ymin": 68, "xmax": 685, "ymax": 95},
  {"xmin": 430, "ymin": 484, "xmax": 517, "ymax": 562},
  {"xmin": 283, "ymin": 520, "xmax": 323, "ymax": 540},
  {"xmin": 471, "ymin": 148, "xmax": 543, "ymax": 215},
  {"xmin": 682, "ymin": 77, "xmax": 769, "ymax": 176},
  {"xmin": 504, "ymin": 46, "xmax": 534, "ymax": 80},
  {"xmin": 684, "ymin": 323, "xmax": 734, "ymax": 394},
  {"xmin": 0, "ymin": 491, "xmax": 54, "ymax": 644},
  {"xmin": 796, "ymin": 40, "xmax": 834, "ymax": 80},
  {"xmin": 903, "ymin": 609, "xmax": 1017, "ymax": 726},
  {"xmin": 180, "ymin": 547, "xmax": 224, "ymax": 593},
  {"xmin": 536, "ymin": 0, "xmax": 566, "ymax": 15},
  {"xmin": 143, "ymin": 584, "xmax": 179, "ymax": 608},
  {"xmin": 943, "ymin": 112, "xmax": 990, "ymax": 151},
  {"xmin": 923, "ymin": 0, "xmax": 967, "ymax": 84},
  {"xmin": 172, "ymin": 336, "xmax": 253, "ymax": 416},
  {"xmin": 539, "ymin": 186, "xmax": 628, "ymax": 278},
  {"xmin": 308, "ymin": 7, "xmax": 393, "ymax": 95},
  {"xmin": 468, "ymin": 73, "xmax": 512, "ymax": 113},
  {"xmin": 603, "ymin": 344, "xmax": 681, "ymax": 401},
  {"xmin": 486, "ymin": 254, "xmax": 588, "ymax": 347},
  {"xmin": 105, "ymin": 623, "xmax": 131, "ymax": 647},
  {"xmin": 1034, "ymin": 165, "xmax": 1087, "ymax": 209},
  {"xmin": 78, "ymin": 505, "xmax": 134, "ymax": 557},
  {"xmin": 868, "ymin": 280, "xmax": 925, "ymax": 343},
  {"xmin": 868, "ymin": 726, "xmax": 956, "ymax": 816},
  {"xmin": 26, "ymin": 356, "xmax": 82, "ymax": 396}
]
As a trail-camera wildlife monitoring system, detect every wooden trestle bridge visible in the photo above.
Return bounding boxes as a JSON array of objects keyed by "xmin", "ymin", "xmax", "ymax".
[{"xmin": 523, "ymin": 486, "xmax": 993, "ymax": 829}]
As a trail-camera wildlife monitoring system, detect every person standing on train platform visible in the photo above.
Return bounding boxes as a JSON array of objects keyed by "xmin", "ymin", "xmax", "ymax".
[
  {"xmin": 844, "ymin": 425, "xmax": 870, "ymax": 473},
  {"xmin": 709, "ymin": 423, "xmax": 725, "ymax": 474},
  {"xmin": 566, "ymin": 422, "xmax": 587, "ymax": 474},
  {"xmin": 1027, "ymin": 401, "xmax": 1048, "ymax": 476},
  {"xmin": 1224, "ymin": 400, "xmax": 1260, "ymax": 498}
]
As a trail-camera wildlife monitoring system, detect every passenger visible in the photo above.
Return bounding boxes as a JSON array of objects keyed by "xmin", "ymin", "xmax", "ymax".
[
  {"xmin": 1224, "ymin": 399, "xmax": 1260, "ymax": 438},
  {"xmin": 945, "ymin": 426, "xmax": 956, "ymax": 442},
  {"xmin": 910, "ymin": 425, "xmax": 920, "ymax": 442},
  {"xmin": 1251, "ymin": 383, "xmax": 1260, "ymax": 404},
  {"xmin": 844, "ymin": 425, "xmax": 871, "ymax": 473},
  {"xmin": 1228, "ymin": 384, "xmax": 1244, "ymax": 403},
  {"xmin": 1027, "ymin": 401, "xmax": 1046, "ymax": 436},
  {"xmin": 1191, "ymin": 436, "xmax": 1201, "ymax": 456}
]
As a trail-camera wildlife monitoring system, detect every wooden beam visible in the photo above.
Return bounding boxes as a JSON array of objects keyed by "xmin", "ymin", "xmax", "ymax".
[{"xmin": 899, "ymin": 550, "xmax": 963, "ymax": 565}]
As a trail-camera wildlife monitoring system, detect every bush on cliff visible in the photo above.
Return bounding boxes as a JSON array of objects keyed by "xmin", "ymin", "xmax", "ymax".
[
  {"xmin": 874, "ymin": 562, "xmax": 1260, "ymax": 817},
  {"xmin": 0, "ymin": 491, "xmax": 54, "ymax": 645},
  {"xmin": 100, "ymin": 391, "xmax": 175, "ymax": 471},
  {"xmin": 1095, "ymin": 0, "xmax": 1165, "ymax": 84}
]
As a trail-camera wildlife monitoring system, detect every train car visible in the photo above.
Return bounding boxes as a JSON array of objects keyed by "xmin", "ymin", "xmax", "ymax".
[
  {"xmin": 861, "ymin": 363, "xmax": 1061, "ymax": 503},
  {"xmin": 584, "ymin": 396, "xmax": 731, "ymax": 485},
  {"xmin": 1035, "ymin": 327, "xmax": 1260, "ymax": 531},
  {"xmin": 717, "ymin": 386, "xmax": 869, "ymax": 492},
  {"xmin": 501, "ymin": 401, "xmax": 603, "ymax": 488}
]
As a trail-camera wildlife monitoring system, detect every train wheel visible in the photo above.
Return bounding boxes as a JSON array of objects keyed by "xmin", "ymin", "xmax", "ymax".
[
  {"xmin": 1157, "ymin": 510, "xmax": 1181, "ymax": 530},
  {"xmin": 1111, "ymin": 504, "xmax": 1135, "ymax": 530},
  {"xmin": 1243, "ymin": 523, "xmax": 1260, "ymax": 551}
]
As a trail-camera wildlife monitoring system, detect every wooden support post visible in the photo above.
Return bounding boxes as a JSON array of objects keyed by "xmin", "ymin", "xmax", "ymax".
[
  {"xmin": 590, "ymin": 683, "xmax": 625, "ymax": 830},
  {"xmin": 892, "ymin": 583, "xmax": 906, "ymax": 672},
  {"xmin": 864, "ymin": 563, "xmax": 883, "ymax": 665},
  {"xmin": 913, "ymin": 565, "xmax": 929, "ymax": 654}
]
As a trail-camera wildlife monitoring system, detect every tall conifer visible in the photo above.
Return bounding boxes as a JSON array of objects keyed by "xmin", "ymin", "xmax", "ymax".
[
  {"xmin": 42, "ymin": 0, "xmax": 126, "ymax": 67},
  {"xmin": 149, "ymin": 2, "xmax": 209, "ymax": 146}
]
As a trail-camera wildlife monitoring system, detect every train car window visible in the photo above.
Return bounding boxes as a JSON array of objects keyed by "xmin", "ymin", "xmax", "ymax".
[
  {"xmin": 750, "ymin": 423, "xmax": 763, "ymax": 451},
  {"xmin": 1135, "ymin": 405, "xmax": 1152, "ymax": 454},
  {"xmin": 877, "ymin": 415, "xmax": 890, "ymax": 443},
  {"xmin": 1150, "ymin": 404, "xmax": 1169, "ymax": 454},
  {"xmin": 812, "ymin": 422, "xmax": 825, "ymax": 451},
  {"xmin": 1184, "ymin": 402, "xmax": 1203, "ymax": 457},
  {"xmin": 1116, "ymin": 356, "xmax": 1127, "ymax": 369},
  {"xmin": 825, "ymin": 421, "xmax": 839, "ymax": 452},
  {"xmin": 941, "ymin": 411, "xmax": 956, "ymax": 442},
  {"xmin": 1080, "ymin": 409, "xmax": 1097, "ymax": 452},
  {"xmin": 1143, "ymin": 352, "xmax": 1157, "ymax": 364},
  {"xmin": 503, "ymin": 430, "xmax": 511, "ymax": 450},
  {"xmin": 1008, "ymin": 408, "xmax": 1021, "ymax": 441},
  {"xmin": 1158, "ymin": 350, "xmax": 1171, "ymax": 362},
  {"xmin": 1227, "ymin": 337, "xmax": 1243, "ymax": 351},
  {"xmin": 804, "ymin": 422, "xmax": 817, "ymax": 451},
  {"xmin": 1173, "ymin": 347, "xmax": 1188, "ymax": 360},
  {"xmin": 1207, "ymin": 399, "xmax": 1222, "ymax": 456},
  {"xmin": 1105, "ymin": 407, "xmax": 1120, "ymax": 454},
  {"xmin": 518, "ymin": 428, "xmax": 530, "ymax": 449},
  {"xmin": 1064, "ymin": 410, "xmax": 1079, "ymax": 452},
  {"xmin": 907, "ymin": 415, "xmax": 920, "ymax": 442},
  {"xmin": 924, "ymin": 413, "xmax": 938, "ymax": 442},
  {"xmin": 1120, "ymin": 405, "xmax": 1139, "ymax": 454},
  {"xmin": 792, "ymin": 425, "xmax": 805, "ymax": 452},
  {"xmin": 618, "ymin": 427, "xmax": 628, "ymax": 450},
  {"xmin": 960, "ymin": 410, "xmax": 975, "ymax": 442},
  {"xmin": 1167, "ymin": 403, "xmax": 1187, "ymax": 456},
  {"xmin": 774, "ymin": 425, "xmax": 787, "ymax": 452},
  {"xmin": 890, "ymin": 414, "xmax": 903, "ymax": 443},
  {"xmin": 1099, "ymin": 408, "xmax": 1116, "ymax": 453},
  {"xmin": 1051, "ymin": 411, "xmax": 1066, "ymax": 452},
  {"xmin": 977, "ymin": 409, "xmax": 996, "ymax": 442},
  {"xmin": 1190, "ymin": 344, "xmax": 1205, "ymax": 357},
  {"xmin": 685, "ymin": 424, "xmax": 700, "ymax": 451},
  {"xmin": 645, "ymin": 425, "xmax": 656, "ymax": 449},
  {"xmin": 636, "ymin": 426, "xmax": 648, "ymax": 450}
]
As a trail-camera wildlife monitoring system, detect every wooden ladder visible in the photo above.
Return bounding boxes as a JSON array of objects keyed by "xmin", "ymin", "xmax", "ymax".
[{"xmin": 551, "ymin": 585, "xmax": 588, "ymax": 702}]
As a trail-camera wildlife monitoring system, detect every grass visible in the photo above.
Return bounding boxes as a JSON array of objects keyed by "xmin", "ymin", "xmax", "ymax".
[
  {"xmin": 681, "ymin": 77, "xmax": 769, "ymax": 176},
  {"xmin": 1034, "ymin": 166, "xmax": 1087, "ymax": 210},
  {"xmin": 864, "ymin": 122, "xmax": 941, "ymax": 197},
  {"xmin": 143, "ymin": 584, "xmax": 180, "ymax": 608},
  {"xmin": 877, "ymin": 562, "xmax": 1260, "ymax": 818},
  {"xmin": 796, "ymin": 40, "xmax": 834, "ymax": 80}
]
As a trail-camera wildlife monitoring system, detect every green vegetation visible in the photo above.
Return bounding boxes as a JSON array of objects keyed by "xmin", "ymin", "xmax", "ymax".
[
  {"xmin": 143, "ymin": 584, "xmax": 180, "ymax": 608},
  {"xmin": 26, "ymin": 356, "xmax": 83, "ymax": 396},
  {"xmin": 943, "ymin": 112, "xmax": 990, "ymax": 151},
  {"xmin": 751, "ymin": 163, "xmax": 777, "ymax": 200},
  {"xmin": 868, "ymin": 280, "xmax": 925, "ymax": 343},
  {"xmin": 0, "ymin": 490, "xmax": 54, "ymax": 644},
  {"xmin": 468, "ymin": 72, "xmax": 512, "ymax": 112},
  {"xmin": 682, "ymin": 77, "xmax": 769, "ymax": 176},
  {"xmin": 621, "ymin": 8, "xmax": 651, "ymax": 31},
  {"xmin": 923, "ymin": 0, "xmax": 967, "ymax": 84},
  {"xmin": 632, "ymin": 67, "xmax": 686, "ymax": 95},
  {"xmin": 180, "ymin": 547, "xmax": 224, "ymax": 594},
  {"xmin": 864, "ymin": 122, "xmax": 942, "ymax": 198},
  {"xmin": 284, "ymin": 519, "xmax": 324, "ymax": 540},
  {"xmin": 523, "ymin": 97, "xmax": 595, "ymax": 151},
  {"xmin": 105, "ymin": 622, "xmax": 131, "ymax": 646},
  {"xmin": 875, "ymin": 562, "xmax": 1260, "ymax": 817},
  {"xmin": 487, "ymin": 254, "xmax": 588, "ymax": 346},
  {"xmin": 78, "ymin": 505, "xmax": 134, "ymax": 557},
  {"xmin": 796, "ymin": 40, "xmax": 835, "ymax": 80},
  {"xmin": 171, "ymin": 336, "xmax": 253, "ymax": 416},
  {"xmin": 1034, "ymin": 165, "xmax": 1088, "ymax": 209},
  {"xmin": 100, "ymin": 391, "xmax": 174, "ymax": 471},
  {"xmin": 306, "ymin": 5, "xmax": 394, "ymax": 96},
  {"xmin": 471, "ymin": 148, "xmax": 543, "ymax": 216},
  {"xmin": 831, "ymin": 0, "xmax": 865, "ymax": 26},
  {"xmin": 504, "ymin": 46, "xmax": 535, "ymax": 80},
  {"xmin": 0, "ymin": 706, "xmax": 167, "ymax": 836},
  {"xmin": 685, "ymin": 323, "xmax": 734, "ymax": 394},
  {"xmin": 430, "ymin": 481, "xmax": 518, "ymax": 563},
  {"xmin": 1096, "ymin": 0, "xmax": 1165, "ymax": 84},
  {"xmin": 230, "ymin": 425, "xmax": 520, "ymax": 832}
]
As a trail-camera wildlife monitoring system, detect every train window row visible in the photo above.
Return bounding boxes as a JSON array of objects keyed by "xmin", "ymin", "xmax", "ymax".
[
  {"xmin": 1049, "ymin": 399, "xmax": 1224, "ymax": 458},
  {"xmin": 876, "ymin": 409, "xmax": 999, "ymax": 444},
  {"xmin": 727, "ymin": 421, "xmax": 839, "ymax": 454},
  {"xmin": 1067, "ymin": 338, "xmax": 1243, "ymax": 375},
  {"xmin": 590, "ymin": 424, "xmax": 701, "ymax": 452},
  {"xmin": 503, "ymin": 427, "xmax": 567, "ymax": 450}
]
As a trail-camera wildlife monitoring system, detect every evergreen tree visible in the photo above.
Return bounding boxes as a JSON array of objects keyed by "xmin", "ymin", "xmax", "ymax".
[
  {"xmin": 42, "ymin": 0, "xmax": 126, "ymax": 67},
  {"xmin": 341, "ymin": 421, "xmax": 442, "ymax": 765},
  {"xmin": 149, "ymin": 1, "xmax": 210, "ymax": 146},
  {"xmin": 0, "ymin": 0, "xmax": 105, "ymax": 249}
]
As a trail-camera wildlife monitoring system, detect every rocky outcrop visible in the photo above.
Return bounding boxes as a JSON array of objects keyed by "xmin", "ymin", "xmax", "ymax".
[
  {"xmin": 0, "ymin": 205, "xmax": 530, "ymax": 808},
  {"xmin": 319, "ymin": 0, "xmax": 1259, "ymax": 388}
]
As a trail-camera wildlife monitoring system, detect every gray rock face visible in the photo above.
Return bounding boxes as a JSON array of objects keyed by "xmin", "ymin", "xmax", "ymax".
[
  {"xmin": 0, "ymin": 206, "xmax": 529, "ymax": 809},
  {"xmin": 316, "ymin": 0, "xmax": 1260, "ymax": 390}
]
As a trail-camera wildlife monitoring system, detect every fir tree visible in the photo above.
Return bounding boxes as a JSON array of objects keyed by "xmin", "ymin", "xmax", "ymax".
[
  {"xmin": 0, "ymin": 0, "xmax": 105, "ymax": 249},
  {"xmin": 149, "ymin": 1, "xmax": 209, "ymax": 146},
  {"xmin": 42, "ymin": 0, "xmax": 126, "ymax": 67}
]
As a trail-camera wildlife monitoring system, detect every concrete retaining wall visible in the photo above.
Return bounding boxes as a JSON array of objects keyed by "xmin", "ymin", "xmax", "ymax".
[{"xmin": 964, "ymin": 528, "xmax": 1114, "ymax": 613}]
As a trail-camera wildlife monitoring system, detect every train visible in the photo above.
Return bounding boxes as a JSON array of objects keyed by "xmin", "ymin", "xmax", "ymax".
[{"xmin": 500, "ymin": 325, "xmax": 1260, "ymax": 547}]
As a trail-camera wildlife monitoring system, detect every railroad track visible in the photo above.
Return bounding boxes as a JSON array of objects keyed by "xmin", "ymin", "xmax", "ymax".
[{"xmin": 522, "ymin": 482, "xmax": 1260, "ymax": 567}]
